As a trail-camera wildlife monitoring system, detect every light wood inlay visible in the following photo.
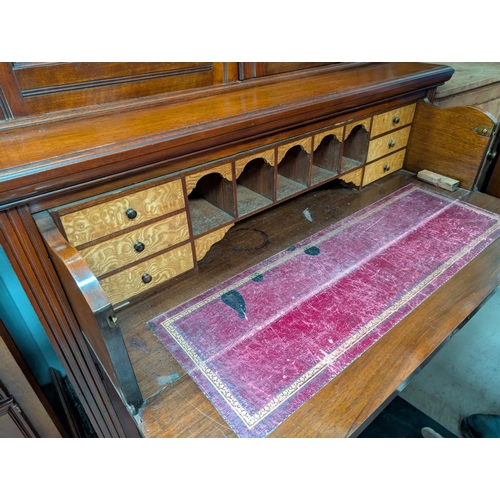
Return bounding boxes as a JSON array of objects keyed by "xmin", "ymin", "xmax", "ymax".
[
  {"xmin": 339, "ymin": 169, "xmax": 363, "ymax": 186},
  {"xmin": 79, "ymin": 212, "xmax": 190, "ymax": 277},
  {"xmin": 277, "ymin": 137, "xmax": 313, "ymax": 164},
  {"xmin": 345, "ymin": 118, "xmax": 371, "ymax": 138},
  {"xmin": 362, "ymin": 149, "xmax": 406, "ymax": 185},
  {"xmin": 314, "ymin": 127, "xmax": 343, "ymax": 149},
  {"xmin": 371, "ymin": 103, "xmax": 416, "ymax": 137},
  {"xmin": 99, "ymin": 243, "xmax": 194, "ymax": 305},
  {"xmin": 194, "ymin": 224, "xmax": 234, "ymax": 261},
  {"xmin": 366, "ymin": 126, "xmax": 411, "ymax": 163},
  {"xmin": 185, "ymin": 164, "xmax": 233, "ymax": 195},
  {"xmin": 235, "ymin": 150, "xmax": 275, "ymax": 178},
  {"xmin": 61, "ymin": 179, "xmax": 184, "ymax": 246}
]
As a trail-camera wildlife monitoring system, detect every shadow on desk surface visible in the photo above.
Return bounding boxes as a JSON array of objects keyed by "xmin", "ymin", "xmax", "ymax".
[{"xmin": 358, "ymin": 396, "xmax": 458, "ymax": 438}]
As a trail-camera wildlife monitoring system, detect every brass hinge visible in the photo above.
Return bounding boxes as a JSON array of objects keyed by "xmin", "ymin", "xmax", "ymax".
[{"xmin": 474, "ymin": 125, "xmax": 493, "ymax": 137}]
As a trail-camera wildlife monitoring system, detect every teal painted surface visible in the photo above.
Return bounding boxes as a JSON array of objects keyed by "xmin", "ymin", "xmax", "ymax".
[{"xmin": 0, "ymin": 246, "xmax": 65, "ymax": 386}]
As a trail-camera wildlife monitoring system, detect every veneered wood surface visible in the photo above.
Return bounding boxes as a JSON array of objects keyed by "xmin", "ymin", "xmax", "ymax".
[
  {"xmin": 0, "ymin": 63, "xmax": 453, "ymax": 205},
  {"xmin": 112, "ymin": 171, "xmax": 500, "ymax": 437},
  {"xmin": 371, "ymin": 103, "xmax": 416, "ymax": 137},
  {"xmin": 79, "ymin": 212, "xmax": 190, "ymax": 277},
  {"xmin": 60, "ymin": 178, "xmax": 185, "ymax": 246},
  {"xmin": 366, "ymin": 126, "xmax": 411, "ymax": 162},
  {"xmin": 99, "ymin": 243, "xmax": 194, "ymax": 306},
  {"xmin": 362, "ymin": 150, "xmax": 406, "ymax": 185},
  {"xmin": 404, "ymin": 99, "xmax": 496, "ymax": 190}
]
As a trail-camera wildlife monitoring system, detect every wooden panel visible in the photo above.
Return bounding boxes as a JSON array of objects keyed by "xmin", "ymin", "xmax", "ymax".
[
  {"xmin": 185, "ymin": 164, "xmax": 233, "ymax": 195},
  {"xmin": 314, "ymin": 127, "xmax": 344, "ymax": 149},
  {"xmin": 79, "ymin": 212, "xmax": 190, "ymax": 277},
  {"xmin": 345, "ymin": 118, "xmax": 371, "ymax": 137},
  {"xmin": 13, "ymin": 63, "xmax": 218, "ymax": 115},
  {"xmin": 404, "ymin": 100, "xmax": 496, "ymax": 191},
  {"xmin": 366, "ymin": 126, "xmax": 411, "ymax": 162},
  {"xmin": 277, "ymin": 137, "xmax": 313, "ymax": 164},
  {"xmin": 195, "ymin": 225, "xmax": 234, "ymax": 261},
  {"xmin": 0, "ymin": 63, "xmax": 28, "ymax": 119},
  {"xmin": 0, "ymin": 63, "xmax": 454, "ymax": 206},
  {"xmin": 235, "ymin": 149, "xmax": 275, "ymax": 178},
  {"xmin": 339, "ymin": 168, "xmax": 363, "ymax": 186},
  {"xmin": 60, "ymin": 179, "xmax": 184, "ymax": 246},
  {"xmin": 371, "ymin": 103, "xmax": 416, "ymax": 137},
  {"xmin": 34, "ymin": 211, "xmax": 143, "ymax": 412},
  {"xmin": 362, "ymin": 150, "xmax": 406, "ymax": 185},
  {"xmin": 99, "ymin": 243, "xmax": 194, "ymax": 305}
]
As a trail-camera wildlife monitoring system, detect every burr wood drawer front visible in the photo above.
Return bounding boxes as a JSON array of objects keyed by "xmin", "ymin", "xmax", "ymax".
[
  {"xmin": 366, "ymin": 126, "xmax": 411, "ymax": 163},
  {"xmin": 60, "ymin": 179, "xmax": 185, "ymax": 246},
  {"xmin": 371, "ymin": 103, "xmax": 416, "ymax": 137},
  {"xmin": 78, "ymin": 212, "xmax": 190, "ymax": 277},
  {"xmin": 98, "ymin": 243, "xmax": 194, "ymax": 306},
  {"xmin": 362, "ymin": 149, "xmax": 407, "ymax": 185}
]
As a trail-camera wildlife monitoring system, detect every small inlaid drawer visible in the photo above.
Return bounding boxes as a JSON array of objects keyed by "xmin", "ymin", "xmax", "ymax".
[
  {"xmin": 363, "ymin": 149, "xmax": 407, "ymax": 186},
  {"xmin": 366, "ymin": 126, "xmax": 411, "ymax": 163},
  {"xmin": 79, "ymin": 212, "xmax": 190, "ymax": 277},
  {"xmin": 60, "ymin": 179, "xmax": 185, "ymax": 246},
  {"xmin": 99, "ymin": 243, "xmax": 194, "ymax": 305},
  {"xmin": 371, "ymin": 103, "xmax": 416, "ymax": 137}
]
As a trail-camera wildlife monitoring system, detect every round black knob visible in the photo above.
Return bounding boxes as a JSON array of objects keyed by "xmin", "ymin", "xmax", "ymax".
[
  {"xmin": 125, "ymin": 208, "xmax": 137, "ymax": 220},
  {"xmin": 142, "ymin": 273, "xmax": 152, "ymax": 284},
  {"xmin": 383, "ymin": 165, "xmax": 391, "ymax": 172},
  {"xmin": 392, "ymin": 116, "xmax": 400, "ymax": 124},
  {"xmin": 134, "ymin": 241, "xmax": 145, "ymax": 252},
  {"xmin": 388, "ymin": 140, "xmax": 396, "ymax": 148}
]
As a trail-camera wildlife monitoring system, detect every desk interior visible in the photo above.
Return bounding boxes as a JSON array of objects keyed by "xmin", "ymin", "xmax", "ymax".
[{"xmin": 115, "ymin": 171, "xmax": 500, "ymax": 437}]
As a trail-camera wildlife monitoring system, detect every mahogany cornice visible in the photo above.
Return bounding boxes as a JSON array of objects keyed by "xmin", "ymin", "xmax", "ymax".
[{"xmin": 0, "ymin": 63, "xmax": 454, "ymax": 207}]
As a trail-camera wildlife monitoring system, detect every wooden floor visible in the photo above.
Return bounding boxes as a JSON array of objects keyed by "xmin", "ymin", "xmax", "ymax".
[{"xmin": 116, "ymin": 170, "xmax": 500, "ymax": 437}]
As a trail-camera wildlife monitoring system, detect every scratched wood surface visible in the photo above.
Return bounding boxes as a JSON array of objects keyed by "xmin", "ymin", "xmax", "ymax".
[{"xmin": 114, "ymin": 171, "xmax": 500, "ymax": 437}]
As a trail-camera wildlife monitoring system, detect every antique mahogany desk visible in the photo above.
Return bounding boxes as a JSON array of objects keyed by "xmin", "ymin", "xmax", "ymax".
[{"xmin": 1, "ymin": 62, "xmax": 500, "ymax": 437}]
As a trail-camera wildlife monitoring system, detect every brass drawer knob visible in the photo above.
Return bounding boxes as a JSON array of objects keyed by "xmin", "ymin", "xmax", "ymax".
[
  {"xmin": 388, "ymin": 140, "xmax": 396, "ymax": 148},
  {"xmin": 142, "ymin": 273, "xmax": 152, "ymax": 284},
  {"xmin": 125, "ymin": 208, "xmax": 138, "ymax": 220},
  {"xmin": 392, "ymin": 117, "xmax": 400, "ymax": 124},
  {"xmin": 384, "ymin": 165, "xmax": 391, "ymax": 172},
  {"xmin": 134, "ymin": 241, "xmax": 145, "ymax": 252}
]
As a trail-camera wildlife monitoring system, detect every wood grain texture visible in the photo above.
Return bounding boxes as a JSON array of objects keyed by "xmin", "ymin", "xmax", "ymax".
[
  {"xmin": 0, "ymin": 63, "xmax": 28, "ymax": 118},
  {"xmin": 371, "ymin": 103, "xmax": 416, "ymax": 137},
  {"xmin": 14, "ymin": 63, "xmax": 217, "ymax": 115},
  {"xmin": 235, "ymin": 149, "xmax": 275, "ymax": 178},
  {"xmin": 314, "ymin": 126, "xmax": 344, "ymax": 148},
  {"xmin": 2, "ymin": 208, "xmax": 128, "ymax": 437},
  {"xmin": 362, "ymin": 149, "xmax": 406, "ymax": 185},
  {"xmin": 339, "ymin": 168, "xmax": 363, "ymax": 186},
  {"xmin": 404, "ymin": 100, "xmax": 496, "ymax": 190},
  {"xmin": 194, "ymin": 225, "xmax": 234, "ymax": 261},
  {"xmin": 277, "ymin": 137, "xmax": 313, "ymax": 164},
  {"xmin": 60, "ymin": 179, "xmax": 184, "ymax": 246},
  {"xmin": 345, "ymin": 117, "xmax": 371, "ymax": 137},
  {"xmin": 99, "ymin": 243, "xmax": 194, "ymax": 305},
  {"xmin": 185, "ymin": 164, "xmax": 233, "ymax": 195},
  {"xmin": 366, "ymin": 126, "xmax": 411, "ymax": 162},
  {"xmin": 0, "ymin": 63, "xmax": 454, "ymax": 206},
  {"xmin": 79, "ymin": 212, "xmax": 190, "ymax": 277}
]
